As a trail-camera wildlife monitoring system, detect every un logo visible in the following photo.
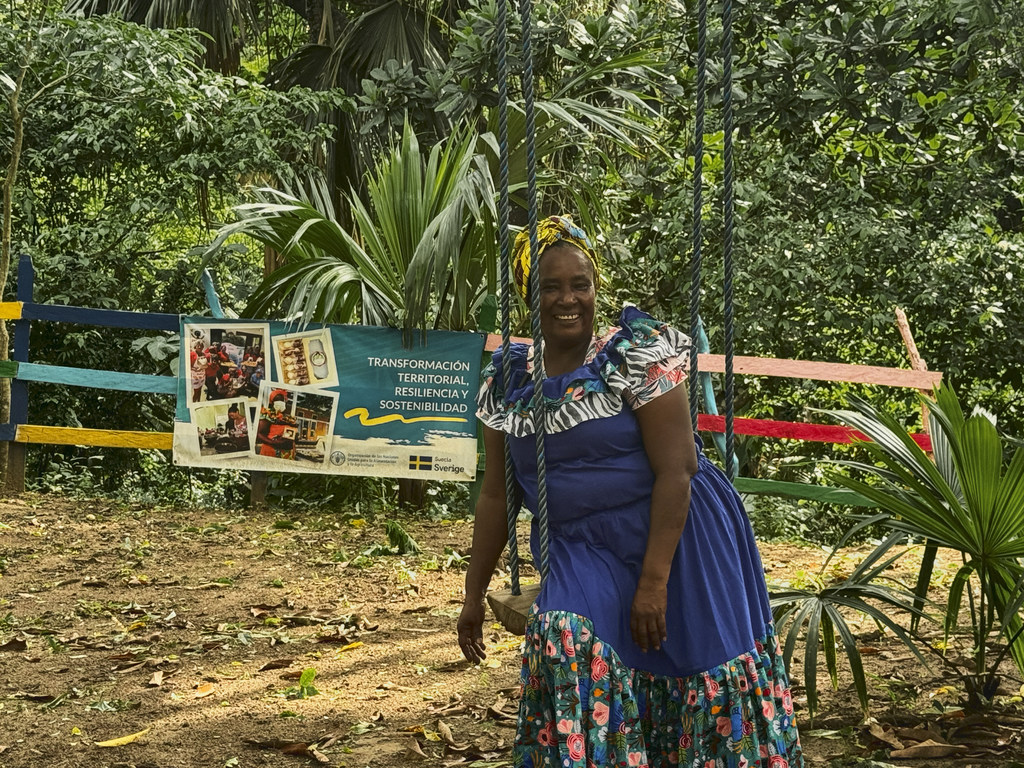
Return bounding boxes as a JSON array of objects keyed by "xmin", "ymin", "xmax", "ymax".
[{"xmin": 330, "ymin": 451, "xmax": 346, "ymax": 466}]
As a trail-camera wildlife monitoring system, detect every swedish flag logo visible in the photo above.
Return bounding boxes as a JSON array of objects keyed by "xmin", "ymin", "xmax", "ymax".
[{"xmin": 409, "ymin": 455, "xmax": 433, "ymax": 471}]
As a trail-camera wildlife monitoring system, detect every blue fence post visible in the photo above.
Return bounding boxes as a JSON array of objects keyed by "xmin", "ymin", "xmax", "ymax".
[
  {"xmin": 201, "ymin": 269, "xmax": 226, "ymax": 320},
  {"xmin": 6, "ymin": 254, "xmax": 34, "ymax": 492}
]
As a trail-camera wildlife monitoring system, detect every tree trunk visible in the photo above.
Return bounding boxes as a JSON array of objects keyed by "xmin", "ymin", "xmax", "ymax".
[
  {"xmin": 0, "ymin": 323, "xmax": 10, "ymax": 493},
  {"xmin": 397, "ymin": 477, "xmax": 427, "ymax": 508},
  {"xmin": 276, "ymin": 0, "xmax": 346, "ymax": 43},
  {"xmin": 1, "ymin": 69, "xmax": 26, "ymax": 494}
]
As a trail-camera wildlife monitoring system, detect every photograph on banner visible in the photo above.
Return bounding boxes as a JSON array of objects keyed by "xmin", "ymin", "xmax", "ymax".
[
  {"xmin": 272, "ymin": 328, "xmax": 338, "ymax": 389},
  {"xmin": 183, "ymin": 322, "xmax": 270, "ymax": 408},
  {"xmin": 254, "ymin": 382, "xmax": 338, "ymax": 467},
  {"xmin": 190, "ymin": 398, "xmax": 253, "ymax": 459}
]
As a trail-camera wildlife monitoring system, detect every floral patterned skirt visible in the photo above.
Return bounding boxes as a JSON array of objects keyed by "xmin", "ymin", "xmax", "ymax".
[{"xmin": 515, "ymin": 607, "xmax": 803, "ymax": 768}]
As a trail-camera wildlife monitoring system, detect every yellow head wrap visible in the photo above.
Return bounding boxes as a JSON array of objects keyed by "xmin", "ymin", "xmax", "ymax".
[{"xmin": 511, "ymin": 215, "xmax": 600, "ymax": 301}]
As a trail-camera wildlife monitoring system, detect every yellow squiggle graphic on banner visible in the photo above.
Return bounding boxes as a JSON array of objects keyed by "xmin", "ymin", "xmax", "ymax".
[{"xmin": 343, "ymin": 407, "xmax": 467, "ymax": 426}]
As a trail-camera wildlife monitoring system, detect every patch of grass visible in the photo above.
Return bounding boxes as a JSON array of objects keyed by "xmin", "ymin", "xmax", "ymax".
[
  {"xmin": 75, "ymin": 599, "xmax": 129, "ymax": 618},
  {"xmin": 120, "ymin": 536, "xmax": 153, "ymax": 559}
]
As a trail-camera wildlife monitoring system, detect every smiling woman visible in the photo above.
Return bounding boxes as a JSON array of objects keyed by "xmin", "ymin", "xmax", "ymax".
[{"xmin": 457, "ymin": 216, "xmax": 804, "ymax": 768}]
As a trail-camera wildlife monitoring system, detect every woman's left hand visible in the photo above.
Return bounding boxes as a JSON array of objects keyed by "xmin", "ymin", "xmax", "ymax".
[{"xmin": 630, "ymin": 576, "xmax": 668, "ymax": 652}]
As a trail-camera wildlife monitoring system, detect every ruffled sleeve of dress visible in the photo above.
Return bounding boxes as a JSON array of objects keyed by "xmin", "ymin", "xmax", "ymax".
[
  {"xmin": 475, "ymin": 342, "xmax": 531, "ymax": 433},
  {"xmin": 595, "ymin": 306, "xmax": 692, "ymax": 410}
]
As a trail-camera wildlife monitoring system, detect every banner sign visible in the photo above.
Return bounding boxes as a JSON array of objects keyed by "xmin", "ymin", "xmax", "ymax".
[{"xmin": 173, "ymin": 318, "xmax": 485, "ymax": 481}]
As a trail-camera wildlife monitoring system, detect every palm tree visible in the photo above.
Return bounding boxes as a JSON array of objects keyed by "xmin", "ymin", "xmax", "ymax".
[
  {"xmin": 67, "ymin": 0, "xmax": 666, "ymax": 221},
  {"xmin": 65, "ymin": 0, "xmax": 258, "ymax": 73},
  {"xmin": 204, "ymin": 120, "xmax": 497, "ymax": 337},
  {"xmin": 66, "ymin": 0, "xmax": 458, "ymax": 203},
  {"xmin": 828, "ymin": 384, "xmax": 1024, "ymax": 709}
]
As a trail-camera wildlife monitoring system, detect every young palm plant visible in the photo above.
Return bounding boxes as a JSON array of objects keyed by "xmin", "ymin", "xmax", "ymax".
[
  {"xmin": 204, "ymin": 120, "xmax": 497, "ymax": 337},
  {"xmin": 770, "ymin": 526, "xmax": 931, "ymax": 722},
  {"xmin": 826, "ymin": 384, "xmax": 1024, "ymax": 710}
]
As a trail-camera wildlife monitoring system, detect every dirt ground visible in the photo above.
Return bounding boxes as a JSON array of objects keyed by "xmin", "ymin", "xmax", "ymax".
[{"xmin": 1, "ymin": 494, "xmax": 1022, "ymax": 768}]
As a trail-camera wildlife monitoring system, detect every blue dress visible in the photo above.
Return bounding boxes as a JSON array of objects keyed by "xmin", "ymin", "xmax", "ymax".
[{"xmin": 477, "ymin": 307, "xmax": 803, "ymax": 768}]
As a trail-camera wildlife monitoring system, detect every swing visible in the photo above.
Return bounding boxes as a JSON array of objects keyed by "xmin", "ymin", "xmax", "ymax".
[{"xmin": 485, "ymin": 0, "xmax": 738, "ymax": 636}]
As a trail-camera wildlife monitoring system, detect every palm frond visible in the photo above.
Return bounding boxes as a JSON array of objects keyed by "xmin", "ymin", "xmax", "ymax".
[
  {"xmin": 824, "ymin": 382, "xmax": 1024, "ymax": 688},
  {"xmin": 205, "ymin": 123, "xmax": 496, "ymax": 335},
  {"xmin": 66, "ymin": 0, "xmax": 255, "ymax": 72}
]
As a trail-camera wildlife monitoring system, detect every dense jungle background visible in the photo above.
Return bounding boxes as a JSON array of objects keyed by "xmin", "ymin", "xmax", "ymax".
[
  {"xmin": 2, "ymin": 0, "xmax": 1024, "ymax": 765},
  {"xmin": 2, "ymin": 0, "xmax": 1022, "ymax": 510}
]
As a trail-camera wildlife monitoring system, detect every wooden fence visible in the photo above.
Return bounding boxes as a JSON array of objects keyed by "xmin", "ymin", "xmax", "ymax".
[{"xmin": 1, "ymin": 253, "xmax": 941, "ymax": 506}]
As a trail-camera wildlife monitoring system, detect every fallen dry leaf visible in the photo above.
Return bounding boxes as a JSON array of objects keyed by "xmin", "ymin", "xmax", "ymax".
[
  {"xmin": 0, "ymin": 637, "xmax": 29, "ymax": 653},
  {"xmin": 308, "ymin": 746, "xmax": 329, "ymax": 763},
  {"xmin": 437, "ymin": 720, "xmax": 456, "ymax": 745},
  {"xmin": 865, "ymin": 722, "xmax": 904, "ymax": 750},
  {"xmin": 12, "ymin": 692, "xmax": 56, "ymax": 703},
  {"xmin": 895, "ymin": 727, "xmax": 939, "ymax": 742},
  {"xmin": 148, "ymin": 671, "xmax": 164, "ymax": 687},
  {"xmin": 95, "ymin": 727, "xmax": 151, "ymax": 747},
  {"xmin": 244, "ymin": 739, "xmax": 328, "ymax": 762},
  {"xmin": 889, "ymin": 739, "xmax": 968, "ymax": 759},
  {"xmin": 406, "ymin": 737, "xmax": 428, "ymax": 759},
  {"xmin": 193, "ymin": 682, "xmax": 216, "ymax": 698},
  {"xmin": 486, "ymin": 694, "xmax": 516, "ymax": 721},
  {"xmin": 259, "ymin": 658, "xmax": 295, "ymax": 671},
  {"xmin": 319, "ymin": 732, "xmax": 342, "ymax": 750},
  {"xmin": 437, "ymin": 719, "xmax": 469, "ymax": 751},
  {"xmin": 249, "ymin": 603, "xmax": 283, "ymax": 618}
]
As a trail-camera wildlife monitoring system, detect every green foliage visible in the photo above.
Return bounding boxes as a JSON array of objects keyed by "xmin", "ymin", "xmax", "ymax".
[
  {"xmin": 283, "ymin": 667, "xmax": 319, "ymax": 699},
  {"xmin": 65, "ymin": 0, "xmax": 260, "ymax": 74},
  {"xmin": 0, "ymin": 9, "xmax": 341, "ymax": 492},
  {"xmin": 827, "ymin": 383, "xmax": 1024, "ymax": 708},
  {"xmin": 210, "ymin": 121, "xmax": 498, "ymax": 336},
  {"xmin": 744, "ymin": 496, "xmax": 879, "ymax": 546},
  {"xmin": 86, "ymin": 698, "xmax": 140, "ymax": 712},
  {"xmin": 385, "ymin": 520, "xmax": 422, "ymax": 555},
  {"xmin": 593, "ymin": 0, "xmax": 1024, "ymax": 483},
  {"xmin": 771, "ymin": 529, "xmax": 931, "ymax": 722}
]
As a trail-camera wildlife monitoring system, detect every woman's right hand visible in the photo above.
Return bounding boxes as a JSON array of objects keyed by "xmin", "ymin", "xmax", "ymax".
[{"xmin": 456, "ymin": 597, "xmax": 487, "ymax": 664}]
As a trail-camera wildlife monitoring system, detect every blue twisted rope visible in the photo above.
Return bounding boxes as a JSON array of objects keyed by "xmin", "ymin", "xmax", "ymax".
[
  {"xmin": 688, "ymin": 0, "xmax": 708, "ymax": 427},
  {"xmin": 494, "ymin": 0, "xmax": 522, "ymax": 595},
  {"xmin": 721, "ymin": 0, "xmax": 736, "ymax": 479},
  {"xmin": 518, "ymin": 0, "xmax": 551, "ymax": 581}
]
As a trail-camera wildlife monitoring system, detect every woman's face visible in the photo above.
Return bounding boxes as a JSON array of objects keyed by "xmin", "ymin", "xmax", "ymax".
[{"xmin": 537, "ymin": 244, "xmax": 596, "ymax": 350}]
